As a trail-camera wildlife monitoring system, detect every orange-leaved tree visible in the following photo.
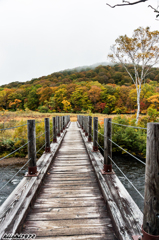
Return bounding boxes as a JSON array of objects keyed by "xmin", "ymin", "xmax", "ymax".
[{"xmin": 108, "ymin": 27, "xmax": 159, "ymax": 124}]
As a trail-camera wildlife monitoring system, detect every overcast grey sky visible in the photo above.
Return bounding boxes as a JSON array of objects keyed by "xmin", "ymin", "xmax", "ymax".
[{"xmin": 0, "ymin": 0, "xmax": 159, "ymax": 85}]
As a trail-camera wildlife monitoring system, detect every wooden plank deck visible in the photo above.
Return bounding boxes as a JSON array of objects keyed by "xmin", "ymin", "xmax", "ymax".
[{"xmin": 22, "ymin": 122, "xmax": 117, "ymax": 239}]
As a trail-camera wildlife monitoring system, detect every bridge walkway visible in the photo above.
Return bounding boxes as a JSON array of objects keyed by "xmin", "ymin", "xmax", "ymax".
[{"xmin": 22, "ymin": 122, "xmax": 117, "ymax": 240}]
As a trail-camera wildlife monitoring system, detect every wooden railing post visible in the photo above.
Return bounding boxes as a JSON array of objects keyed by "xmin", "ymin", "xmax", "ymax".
[
  {"xmin": 102, "ymin": 118, "xmax": 112, "ymax": 174},
  {"xmin": 85, "ymin": 116, "xmax": 88, "ymax": 136},
  {"xmin": 142, "ymin": 122, "xmax": 159, "ymax": 238},
  {"xmin": 57, "ymin": 116, "xmax": 60, "ymax": 136},
  {"xmin": 81, "ymin": 116, "xmax": 83, "ymax": 130},
  {"xmin": 88, "ymin": 116, "xmax": 92, "ymax": 142},
  {"xmin": 79, "ymin": 115, "xmax": 81, "ymax": 127},
  {"xmin": 53, "ymin": 117, "xmax": 57, "ymax": 143},
  {"xmin": 83, "ymin": 116, "xmax": 85, "ymax": 133},
  {"xmin": 93, "ymin": 117, "xmax": 98, "ymax": 151},
  {"xmin": 62, "ymin": 116, "xmax": 65, "ymax": 130},
  {"xmin": 45, "ymin": 118, "xmax": 50, "ymax": 152},
  {"xmin": 82, "ymin": 116, "xmax": 84, "ymax": 130},
  {"xmin": 64, "ymin": 116, "xmax": 66, "ymax": 128},
  {"xmin": 58, "ymin": 116, "xmax": 61, "ymax": 136},
  {"xmin": 27, "ymin": 119, "xmax": 37, "ymax": 176},
  {"xmin": 61, "ymin": 116, "xmax": 63, "ymax": 133}
]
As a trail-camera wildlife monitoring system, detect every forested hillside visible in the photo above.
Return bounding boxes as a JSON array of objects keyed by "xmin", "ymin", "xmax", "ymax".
[{"xmin": 1, "ymin": 64, "xmax": 159, "ymax": 114}]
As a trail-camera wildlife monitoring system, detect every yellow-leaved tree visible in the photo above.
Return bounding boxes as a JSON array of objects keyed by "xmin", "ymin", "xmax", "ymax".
[{"xmin": 108, "ymin": 27, "xmax": 159, "ymax": 124}]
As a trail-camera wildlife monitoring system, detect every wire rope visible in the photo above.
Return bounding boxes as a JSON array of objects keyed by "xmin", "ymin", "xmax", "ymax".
[
  {"xmin": 112, "ymin": 122, "xmax": 147, "ymax": 130},
  {"xmin": 0, "ymin": 142, "xmax": 29, "ymax": 162},
  {"xmin": 108, "ymin": 156, "xmax": 144, "ymax": 200},
  {"xmin": 0, "ymin": 123, "xmax": 28, "ymax": 131},
  {"xmin": 0, "ymin": 158, "xmax": 31, "ymax": 192},
  {"xmin": 109, "ymin": 139, "xmax": 146, "ymax": 166}
]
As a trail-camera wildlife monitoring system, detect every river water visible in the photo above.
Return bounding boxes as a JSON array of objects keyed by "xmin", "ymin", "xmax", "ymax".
[
  {"xmin": 113, "ymin": 154, "xmax": 145, "ymax": 212},
  {"xmin": 0, "ymin": 164, "xmax": 27, "ymax": 206},
  {"xmin": 0, "ymin": 155, "xmax": 145, "ymax": 212}
]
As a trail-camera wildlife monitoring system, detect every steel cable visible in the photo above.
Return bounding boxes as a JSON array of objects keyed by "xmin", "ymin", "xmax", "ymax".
[
  {"xmin": 95, "ymin": 129, "xmax": 104, "ymax": 137},
  {"xmin": 108, "ymin": 156, "xmax": 144, "ymax": 200},
  {"xmin": 0, "ymin": 158, "xmax": 31, "ymax": 192},
  {"xmin": 95, "ymin": 140, "xmax": 104, "ymax": 151},
  {"xmin": 112, "ymin": 122, "xmax": 147, "ymax": 130},
  {"xmin": 36, "ymin": 132, "xmax": 45, "ymax": 139},
  {"xmin": 0, "ymin": 123, "xmax": 28, "ymax": 131},
  {"xmin": 0, "ymin": 142, "xmax": 29, "ymax": 162},
  {"xmin": 109, "ymin": 139, "xmax": 146, "ymax": 166},
  {"xmin": 36, "ymin": 143, "xmax": 45, "ymax": 154}
]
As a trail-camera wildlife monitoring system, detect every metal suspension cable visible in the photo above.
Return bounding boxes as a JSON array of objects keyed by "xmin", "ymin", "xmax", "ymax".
[
  {"xmin": 108, "ymin": 156, "xmax": 144, "ymax": 200},
  {"xmin": 0, "ymin": 142, "xmax": 29, "ymax": 162},
  {"xmin": 0, "ymin": 123, "xmax": 28, "ymax": 131},
  {"xmin": 109, "ymin": 139, "xmax": 146, "ymax": 166},
  {"xmin": 35, "ymin": 120, "xmax": 45, "ymax": 124},
  {"xmin": 36, "ymin": 143, "xmax": 45, "ymax": 154},
  {"xmin": 95, "ymin": 140, "xmax": 104, "ymax": 151},
  {"xmin": 112, "ymin": 122, "xmax": 147, "ymax": 130},
  {"xmin": 95, "ymin": 129, "xmax": 104, "ymax": 137},
  {"xmin": 0, "ymin": 158, "xmax": 31, "ymax": 192},
  {"xmin": 36, "ymin": 132, "xmax": 45, "ymax": 139}
]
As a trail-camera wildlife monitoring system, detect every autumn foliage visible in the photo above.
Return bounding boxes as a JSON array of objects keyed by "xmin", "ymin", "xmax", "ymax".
[{"xmin": 0, "ymin": 64, "xmax": 159, "ymax": 114}]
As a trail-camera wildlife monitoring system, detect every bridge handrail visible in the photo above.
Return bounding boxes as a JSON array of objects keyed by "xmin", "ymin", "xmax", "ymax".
[
  {"xmin": 0, "ymin": 115, "xmax": 70, "ymax": 238},
  {"xmin": 78, "ymin": 115, "xmax": 159, "ymax": 238},
  {"xmin": 111, "ymin": 121, "xmax": 147, "ymax": 130},
  {"xmin": 80, "ymin": 115, "xmax": 145, "ymax": 201},
  {"xmin": 0, "ymin": 123, "xmax": 28, "ymax": 131},
  {"xmin": 78, "ymin": 116, "xmax": 142, "ymax": 239}
]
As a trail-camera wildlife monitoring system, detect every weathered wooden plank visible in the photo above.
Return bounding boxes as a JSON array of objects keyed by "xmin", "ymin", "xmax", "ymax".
[
  {"xmin": 35, "ymin": 234, "xmax": 115, "ymax": 240},
  {"xmin": 33, "ymin": 200, "xmax": 105, "ymax": 208},
  {"xmin": 44, "ymin": 179, "xmax": 96, "ymax": 183},
  {"xmin": 51, "ymin": 165, "xmax": 93, "ymax": 169},
  {"xmin": 38, "ymin": 193, "xmax": 100, "ymax": 198},
  {"xmin": 51, "ymin": 169, "xmax": 94, "ymax": 173},
  {"xmin": 53, "ymin": 162, "xmax": 90, "ymax": 166},
  {"xmin": 31, "ymin": 205, "xmax": 106, "ymax": 212},
  {"xmin": 23, "ymin": 218, "xmax": 113, "ymax": 236},
  {"xmin": 44, "ymin": 176, "xmax": 97, "ymax": 180},
  {"xmin": 42, "ymin": 185, "xmax": 99, "ymax": 190},
  {"xmin": 26, "ymin": 206, "xmax": 108, "ymax": 220}
]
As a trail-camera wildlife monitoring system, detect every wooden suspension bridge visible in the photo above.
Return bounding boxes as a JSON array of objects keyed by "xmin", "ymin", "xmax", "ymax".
[{"xmin": 0, "ymin": 115, "xmax": 159, "ymax": 240}]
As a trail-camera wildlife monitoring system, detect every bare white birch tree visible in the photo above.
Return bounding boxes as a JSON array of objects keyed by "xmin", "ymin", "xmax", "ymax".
[{"xmin": 108, "ymin": 27, "xmax": 159, "ymax": 124}]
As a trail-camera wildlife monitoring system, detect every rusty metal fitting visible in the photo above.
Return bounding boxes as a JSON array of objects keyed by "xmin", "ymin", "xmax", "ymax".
[
  {"xmin": 93, "ymin": 146, "xmax": 98, "ymax": 152},
  {"xmin": 25, "ymin": 166, "xmax": 39, "ymax": 177},
  {"xmin": 53, "ymin": 138, "xmax": 57, "ymax": 143},
  {"xmin": 142, "ymin": 227, "xmax": 159, "ymax": 240},
  {"xmin": 101, "ymin": 164, "xmax": 114, "ymax": 175},
  {"xmin": 45, "ymin": 147, "xmax": 51, "ymax": 153},
  {"xmin": 88, "ymin": 137, "xmax": 92, "ymax": 142},
  {"xmin": 104, "ymin": 164, "xmax": 112, "ymax": 172},
  {"xmin": 29, "ymin": 166, "xmax": 37, "ymax": 175},
  {"xmin": 85, "ymin": 132, "xmax": 88, "ymax": 136}
]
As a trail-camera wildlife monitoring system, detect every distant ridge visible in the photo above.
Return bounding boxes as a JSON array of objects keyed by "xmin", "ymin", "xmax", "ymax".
[
  {"xmin": 62, "ymin": 62, "xmax": 114, "ymax": 72},
  {"xmin": 0, "ymin": 62, "xmax": 113, "ymax": 88}
]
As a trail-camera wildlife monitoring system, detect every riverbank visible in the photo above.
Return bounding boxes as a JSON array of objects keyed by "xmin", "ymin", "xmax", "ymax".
[{"xmin": 0, "ymin": 157, "xmax": 27, "ymax": 167}]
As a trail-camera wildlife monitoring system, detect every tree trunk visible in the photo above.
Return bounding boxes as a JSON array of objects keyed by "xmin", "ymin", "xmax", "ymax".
[{"xmin": 136, "ymin": 86, "xmax": 141, "ymax": 125}]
